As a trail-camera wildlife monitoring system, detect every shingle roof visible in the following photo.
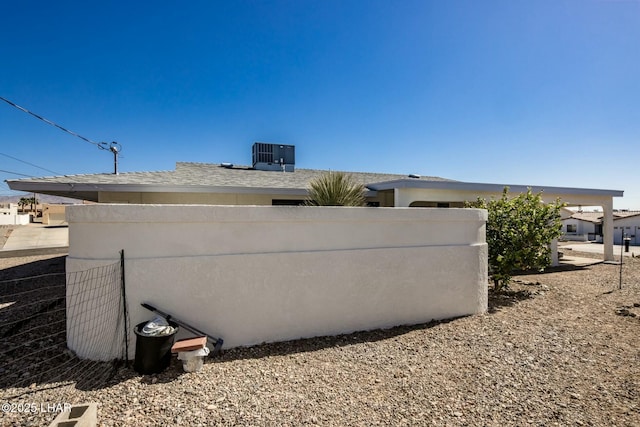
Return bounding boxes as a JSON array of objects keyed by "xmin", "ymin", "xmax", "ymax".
[
  {"xmin": 6, "ymin": 161, "xmax": 624, "ymax": 205},
  {"xmin": 9, "ymin": 162, "xmax": 454, "ymax": 190}
]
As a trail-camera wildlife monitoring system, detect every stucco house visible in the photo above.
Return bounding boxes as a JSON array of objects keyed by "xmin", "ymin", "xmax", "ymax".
[
  {"xmin": 6, "ymin": 143, "xmax": 624, "ymax": 262},
  {"xmin": 562, "ymin": 210, "xmax": 640, "ymax": 245},
  {"xmin": 0, "ymin": 203, "xmax": 29, "ymax": 225}
]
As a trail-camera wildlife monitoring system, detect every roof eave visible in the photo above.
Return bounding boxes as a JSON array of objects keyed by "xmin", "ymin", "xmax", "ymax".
[
  {"xmin": 8, "ymin": 180, "xmax": 322, "ymax": 198},
  {"xmin": 367, "ymin": 179, "xmax": 624, "ymax": 197}
]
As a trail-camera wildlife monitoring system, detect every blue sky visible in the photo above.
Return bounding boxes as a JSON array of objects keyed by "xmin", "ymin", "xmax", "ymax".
[{"xmin": 1, "ymin": 1, "xmax": 638, "ymax": 208}]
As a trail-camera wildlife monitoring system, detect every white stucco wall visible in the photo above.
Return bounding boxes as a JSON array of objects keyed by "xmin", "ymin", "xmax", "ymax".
[
  {"xmin": 613, "ymin": 215, "xmax": 640, "ymax": 245},
  {"xmin": 66, "ymin": 204, "xmax": 488, "ymax": 360},
  {"xmin": 561, "ymin": 218, "xmax": 597, "ymax": 242},
  {"xmin": 393, "ymin": 187, "xmax": 618, "ymax": 261},
  {"xmin": 0, "ymin": 215, "xmax": 29, "ymax": 225},
  {"xmin": 0, "ymin": 204, "xmax": 29, "ymax": 225}
]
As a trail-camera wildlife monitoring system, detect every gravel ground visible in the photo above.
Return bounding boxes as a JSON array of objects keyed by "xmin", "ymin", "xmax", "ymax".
[
  {"xmin": 0, "ymin": 226, "xmax": 16, "ymax": 249},
  {"xmin": 1, "ymin": 252, "xmax": 639, "ymax": 426}
]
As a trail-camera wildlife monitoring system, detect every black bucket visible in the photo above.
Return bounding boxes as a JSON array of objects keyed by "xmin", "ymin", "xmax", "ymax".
[{"xmin": 133, "ymin": 320, "xmax": 179, "ymax": 375}]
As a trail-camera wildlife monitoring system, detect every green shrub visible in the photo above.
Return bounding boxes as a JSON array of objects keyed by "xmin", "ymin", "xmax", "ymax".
[{"xmin": 467, "ymin": 187, "xmax": 565, "ymax": 291}]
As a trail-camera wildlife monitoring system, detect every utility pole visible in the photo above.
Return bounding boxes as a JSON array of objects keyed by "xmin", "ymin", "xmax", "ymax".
[{"xmin": 110, "ymin": 143, "xmax": 120, "ymax": 175}]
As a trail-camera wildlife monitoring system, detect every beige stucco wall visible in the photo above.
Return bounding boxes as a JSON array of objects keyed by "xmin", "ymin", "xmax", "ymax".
[
  {"xmin": 66, "ymin": 204, "xmax": 488, "ymax": 360},
  {"xmin": 42, "ymin": 204, "xmax": 67, "ymax": 225},
  {"xmin": 98, "ymin": 191, "xmax": 290, "ymax": 205},
  {"xmin": 98, "ymin": 190, "xmax": 389, "ymax": 206}
]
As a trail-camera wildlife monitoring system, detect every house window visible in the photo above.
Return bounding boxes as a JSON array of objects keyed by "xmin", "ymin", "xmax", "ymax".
[{"xmin": 566, "ymin": 224, "xmax": 577, "ymax": 233}]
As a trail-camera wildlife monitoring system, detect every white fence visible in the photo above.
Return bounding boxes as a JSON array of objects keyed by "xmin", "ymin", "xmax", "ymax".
[{"xmin": 66, "ymin": 204, "xmax": 488, "ymax": 359}]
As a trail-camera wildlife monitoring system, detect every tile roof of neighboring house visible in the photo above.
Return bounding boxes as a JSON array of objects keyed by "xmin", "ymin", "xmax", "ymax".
[
  {"xmin": 567, "ymin": 211, "xmax": 640, "ymax": 223},
  {"xmin": 568, "ymin": 212, "xmax": 604, "ymax": 223},
  {"xmin": 613, "ymin": 211, "xmax": 640, "ymax": 219}
]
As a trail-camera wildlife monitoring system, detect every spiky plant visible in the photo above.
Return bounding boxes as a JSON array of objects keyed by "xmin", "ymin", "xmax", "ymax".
[{"xmin": 305, "ymin": 171, "xmax": 366, "ymax": 206}]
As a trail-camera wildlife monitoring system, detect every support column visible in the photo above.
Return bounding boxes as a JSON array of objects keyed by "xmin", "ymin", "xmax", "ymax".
[
  {"xmin": 394, "ymin": 188, "xmax": 401, "ymax": 207},
  {"xmin": 550, "ymin": 238, "xmax": 559, "ymax": 266},
  {"xmin": 394, "ymin": 188, "xmax": 413, "ymax": 207},
  {"xmin": 602, "ymin": 198, "xmax": 614, "ymax": 262}
]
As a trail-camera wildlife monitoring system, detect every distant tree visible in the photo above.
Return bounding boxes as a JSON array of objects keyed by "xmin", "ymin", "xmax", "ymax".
[
  {"xmin": 18, "ymin": 197, "xmax": 29, "ymax": 213},
  {"xmin": 467, "ymin": 187, "xmax": 565, "ymax": 291},
  {"xmin": 17, "ymin": 196, "xmax": 38, "ymax": 213},
  {"xmin": 306, "ymin": 171, "xmax": 366, "ymax": 206}
]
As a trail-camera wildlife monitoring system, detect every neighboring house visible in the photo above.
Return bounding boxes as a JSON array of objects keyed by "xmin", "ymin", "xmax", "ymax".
[
  {"xmin": 0, "ymin": 203, "xmax": 30, "ymax": 225},
  {"xmin": 562, "ymin": 210, "xmax": 640, "ymax": 245},
  {"xmin": 613, "ymin": 212, "xmax": 640, "ymax": 245},
  {"xmin": 6, "ymin": 143, "xmax": 625, "ymax": 261},
  {"xmin": 561, "ymin": 210, "xmax": 603, "ymax": 242}
]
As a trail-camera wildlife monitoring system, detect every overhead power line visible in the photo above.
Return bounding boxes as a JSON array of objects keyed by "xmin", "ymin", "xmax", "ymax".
[
  {"xmin": 0, "ymin": 152, "xmax": 60, "ymax": 175},
  {"xmin": 0, "ymin": 96, "xmax": 123, "ymax": 174},
  {"xmin": 0, "ymin": 169, "xmax": 33, "ymax": 177},
  {"xmin": 0, "ymin": 96, "xmax": 102, "ymax": 148}
]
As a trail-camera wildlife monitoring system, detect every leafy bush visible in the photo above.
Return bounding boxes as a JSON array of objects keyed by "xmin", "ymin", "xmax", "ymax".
[
  {"xmin": 467, "ymin": 187, "xmax": 565, "ymax": 291},
  {"xmin": 306, "ymin": 171, "xmax": 366, "ymax": 206}
]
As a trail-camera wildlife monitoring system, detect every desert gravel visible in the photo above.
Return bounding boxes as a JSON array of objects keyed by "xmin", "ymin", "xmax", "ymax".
[{"xmin": 1, "ymin": 251, "xmax": 639, "ymax": 426}]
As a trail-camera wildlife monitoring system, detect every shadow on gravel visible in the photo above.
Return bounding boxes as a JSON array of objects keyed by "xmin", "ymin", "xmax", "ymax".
[
  {"xmin": 210, "ymin": 317, "xmax": 464, "ymax": 364},
  {"xmin": 66, "ymin": 317, "xmax": 468, "ymax": 388},
  {"xmin": 485, "ymin": 262, "xmax": 595, "ymax": 313},
  {"xmin": 513, "ymin": 263, "xmax": 592, "ymax": 276},
  {"xmin": 487, "ymin": 288, "xmax": 534, "ymax": 314},
  {"xmin": 0, "ymin": 255, "xmax": 65, "ymax": 281}
]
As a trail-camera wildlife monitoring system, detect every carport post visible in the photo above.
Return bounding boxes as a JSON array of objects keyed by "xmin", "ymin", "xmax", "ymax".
[{"xmin": 603, "ymin": 199, "xmax": 614, "ymax": 262}]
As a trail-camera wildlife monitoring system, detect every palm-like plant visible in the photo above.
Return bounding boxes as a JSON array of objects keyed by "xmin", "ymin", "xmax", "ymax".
[
  {"xmin": 306, "ymin": 171, "xmax": 366, "ymax": 206},
  {"xmin": 18, "ymin": 197, "xmax": 29, "ymax": 213}
]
